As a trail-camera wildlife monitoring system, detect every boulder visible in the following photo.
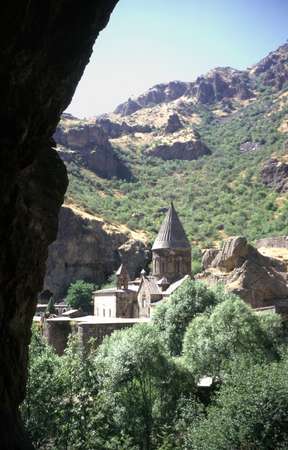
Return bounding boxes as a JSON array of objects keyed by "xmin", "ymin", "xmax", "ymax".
[
  {"xmin": 197, "ymin": 236, "xmax": 288, "ymax": 308},
  {"xmin": 211, "ymin": 236, "xmax": 249, "ymax": 271},
  {"xmin": 226, "ymin": 260, "xmax": 288, "ymax": 308}
]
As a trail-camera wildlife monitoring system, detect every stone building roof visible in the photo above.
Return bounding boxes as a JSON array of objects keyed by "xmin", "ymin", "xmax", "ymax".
[
  {"xmin": 140, "ymin": 276, "xmax": 162, "ymax": 297},
  {"xmin": 152, "ymin": 203, "xmax": 190, "ymax": 250},
  {"xmin": 163, "ymin": 274, "xmax": 190, "ymax": 296}
]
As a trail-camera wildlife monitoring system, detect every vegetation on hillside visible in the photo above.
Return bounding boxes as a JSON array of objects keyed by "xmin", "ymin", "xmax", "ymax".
[{"xmin": 65, "ymin": 85, "xmax": 288, "ymax": 254}]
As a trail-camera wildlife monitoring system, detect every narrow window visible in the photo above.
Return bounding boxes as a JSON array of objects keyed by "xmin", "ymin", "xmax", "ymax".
[{"xmin": 103, "ymin": 308, "xmax": 105, "ymax": 317}]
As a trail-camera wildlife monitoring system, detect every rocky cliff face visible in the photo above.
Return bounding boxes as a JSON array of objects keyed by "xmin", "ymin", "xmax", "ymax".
[
  {"xmin": 198, "ymin": 236, "xmax": 288, "ymax": 308},
  {"xmin": 44, "ymin": 205, "xmax": 151, "ymax": 299},
  {"xmin": 250, "ymin": 43, "xmax": 288, "ymax": 91},
  {"xmin": 149, "ymin": 139, "xmax": 211, "ymax": 161},
  {"xmin": 0, "ymin": 2, "xmax": 118, "ymax": 448},
  {"xmin": 55, "ymin": 115, "xmax": 132, "ymax": 180}
]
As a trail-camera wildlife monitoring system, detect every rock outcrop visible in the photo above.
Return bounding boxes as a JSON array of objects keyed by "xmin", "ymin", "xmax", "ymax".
[
  {"xmin": 114, "ymin": 81, "xmax": 189, "ymax": 115},
  {"xmin": 96, "ymin": 117, "xmax": 152, "ymax": 138},
  {"xmin": 261, "ymin": 158, "xmax": 288, "ymax": 192},
  {"xmin": 149, "ymin": 139, "xmax": 211, "ymax": 161},
  {"xmin": 55, "ymin": 119, "xmax": 132, "ymax": 180},
  {"xmin": 187, "ymin": 67, "xmax": 254, "ymax": 104},
  {"xmin": 197, "ymin": 236, "xmax": 288, "ymax": 308},
  {"xmin": 0, "ymin": 2, "xmax": 118, "ymax": 448},
  {"xmin": 165, "ymin": 113, "xmax": 183, "ymax": 133},
  {"xmin": 250, "ymin": 43, "xmax": 288, "ymax": 91},
  {"xmin": 43, "ymin": 205, "xmax": 151, "ymax": 299}
]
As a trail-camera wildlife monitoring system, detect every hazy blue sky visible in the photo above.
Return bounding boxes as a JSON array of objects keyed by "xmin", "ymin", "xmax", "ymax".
[{"xmin": 66, "ymin": 0, "xmax": 288, "ymax": 118}]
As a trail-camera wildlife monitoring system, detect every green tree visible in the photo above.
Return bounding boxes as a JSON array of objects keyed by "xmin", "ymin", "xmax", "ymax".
[
  {"xmin": 153, "ymin": 280, "xmax": 227, "ymax": 356},
  {"xmin": 65, "ymin": 280, "xmax": 95, "ymax": 312},
  {"xmin": 187, "ymin": 356, "xmax": 288, "ymax": 450},
  {"xmin": 21, "ymin": 327, "xmax": 61, "ymax": 448},
  {"xmin": 183, "ymin": 298, "xmax": 282, "ymax": 378},
  {"xmin": 95, "ymin": 323, "xmax": 195, "ymax": 450}
]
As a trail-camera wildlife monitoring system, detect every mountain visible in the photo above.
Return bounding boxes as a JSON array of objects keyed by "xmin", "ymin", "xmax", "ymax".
[{"xmin": 53, "ymin": 42, "xmax": 288, "ymax": 277}]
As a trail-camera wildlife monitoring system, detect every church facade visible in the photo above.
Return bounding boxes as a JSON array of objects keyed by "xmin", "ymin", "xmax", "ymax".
[{"xmin": 93, "ymin": 203, "xmax": 192, "ymax": 319}]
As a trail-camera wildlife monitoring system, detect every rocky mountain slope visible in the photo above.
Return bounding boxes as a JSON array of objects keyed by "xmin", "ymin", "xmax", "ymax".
[{"xmin": 50, "ymin": 42, "xmax": 288, "ymax": 286}]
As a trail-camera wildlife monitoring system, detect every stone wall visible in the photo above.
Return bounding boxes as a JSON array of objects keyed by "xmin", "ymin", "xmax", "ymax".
[
  {"xmin": 78, "ymin": 321, "xmax": 135, "ymax": 350},
  {"xmin": 44, "ymin": 319, "xmax": 75, "ymax": 356},
  {"xmin": 255, "ymin": 236, "xmax": 288, "ymax": 249}
]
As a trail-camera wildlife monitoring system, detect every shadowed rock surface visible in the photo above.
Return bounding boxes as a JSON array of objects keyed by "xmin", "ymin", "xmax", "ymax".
[
  {"xmin": 55, "ymin": 120, "xmax": 133, "ymax": 180},
  {"xmin": 44, "ymin": 205, "xmax": 151, "ymax": 299},
  {"xmin": 149, "ymin": 139, "xmax": 211, "ymax": 161},
  {"xmin": 261, "ymin": 158, "xmax": 288, "ymax": 193},
  {"xmin": 0, "ymin": 1, "xmax": 118, "ymax": 448},
  {"xmin": 165, "ymin": 113, "xmax": 183, "ymax": 133}
]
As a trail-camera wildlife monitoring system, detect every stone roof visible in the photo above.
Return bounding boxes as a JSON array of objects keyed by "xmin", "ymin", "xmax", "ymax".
[
  {"xmin": 141, "ymin": 276, "xmax": 162, "ymax": 297},
  {"xmin": 163, "ymin": 275, "xmax": 190, "ymax": 296},
  {"xmin": 152, "ymin": 203, "xmax": 190, "ymax": 250}
]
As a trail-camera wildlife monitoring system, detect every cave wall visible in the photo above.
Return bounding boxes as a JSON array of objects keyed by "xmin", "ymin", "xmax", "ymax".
[{"xmin": 0, "ymin": 1, "xmax": 118, "ymax": 448}]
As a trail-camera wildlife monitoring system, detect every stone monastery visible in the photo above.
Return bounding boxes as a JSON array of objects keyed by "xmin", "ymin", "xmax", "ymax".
[
  {"xmin": 43, "ymin": 204, "xmax": 192, "ymax": 353},
  {"xmin": 93, "ymin": 202, "xmax": 191, "ymax": 320}
]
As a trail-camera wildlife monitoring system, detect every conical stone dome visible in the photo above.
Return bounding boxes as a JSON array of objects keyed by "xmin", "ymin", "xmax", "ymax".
[{"xmin": 152, "ymin": 203, "xmax": 190, "ymax": 251}]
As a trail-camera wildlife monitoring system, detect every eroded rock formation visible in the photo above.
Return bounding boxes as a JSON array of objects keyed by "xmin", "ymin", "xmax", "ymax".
[
  {"xmin": 0, "ymin": 2, "xmax": 118, "ymax": 448},
  {"xmin": 55, "ymin": 116, "xmax": 132, "ymax": 180},
  {"xmin": 198, "ymin": 236, "xmax": 288, "ymax": 308},
  {"xmin": 44, "ymin": 205, "xmax": 151, "ymax": 299}
]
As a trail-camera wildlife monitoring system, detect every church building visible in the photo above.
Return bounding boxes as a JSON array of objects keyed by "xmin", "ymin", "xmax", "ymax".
[{"xmin": 93, "ymin": 203, "xmax": 191, "ymax": 319}]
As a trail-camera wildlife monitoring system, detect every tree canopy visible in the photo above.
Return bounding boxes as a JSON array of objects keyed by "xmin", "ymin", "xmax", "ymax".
[
  {"xmin": 183, "ymin": 298, "xmax": 283, "ymax": 378},
  {"xmin": 65, "ymin": 280, "xmax": 95, "ymax": 312}
]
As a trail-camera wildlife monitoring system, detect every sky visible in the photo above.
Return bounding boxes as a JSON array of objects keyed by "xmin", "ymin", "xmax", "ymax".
[{"xmin": 66, "ymin": 0, "xmax": 288, "ymax": 118}]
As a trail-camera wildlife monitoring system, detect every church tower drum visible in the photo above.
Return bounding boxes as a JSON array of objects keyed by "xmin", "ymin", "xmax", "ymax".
[{"xmin": 152, "ymin": 203, "xmax": 191, "ymax": 282}]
